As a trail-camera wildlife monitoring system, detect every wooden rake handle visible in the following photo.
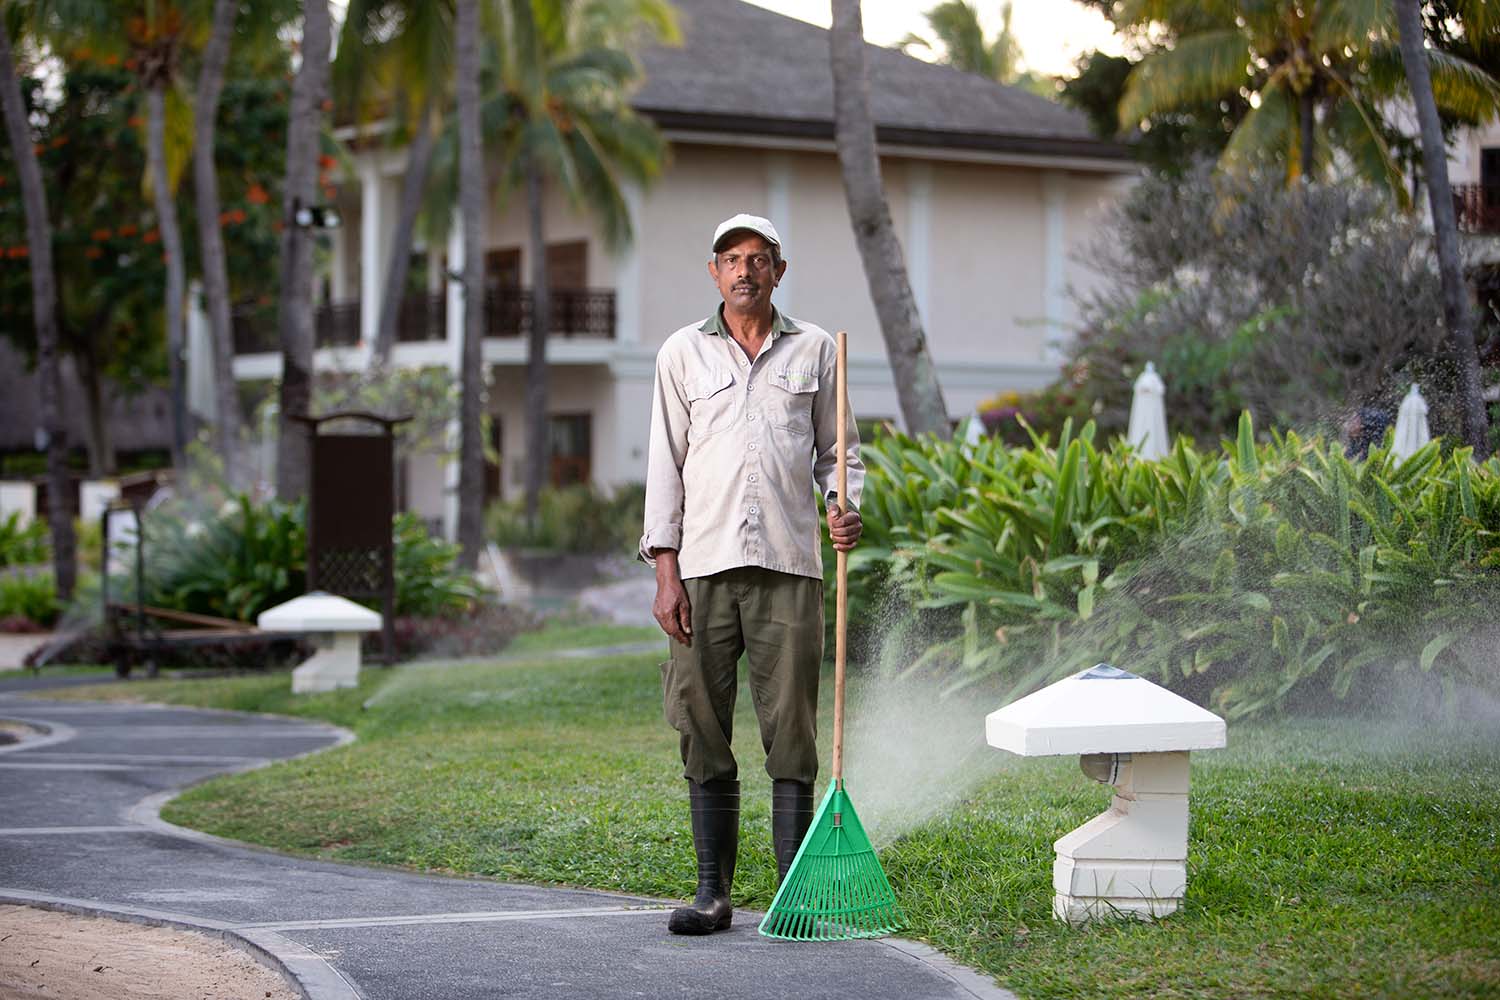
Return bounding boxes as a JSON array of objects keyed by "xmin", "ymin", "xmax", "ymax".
[{"xmin": 832, "ymin": 330, "xmax": 848, "ymax": 785}]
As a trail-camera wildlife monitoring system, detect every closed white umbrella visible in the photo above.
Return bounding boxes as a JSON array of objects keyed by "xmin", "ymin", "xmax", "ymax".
[
  {"xmin": 963, "ymin": 408, "xmax": 985, "ymax": 451},
  {"xmin": 1128, "ymin": 362, "xmax": 1170, "ymax": 460},
  {"xmin": 1391, "ymin": 383, "xmax": 1431, "ymax": 460}
]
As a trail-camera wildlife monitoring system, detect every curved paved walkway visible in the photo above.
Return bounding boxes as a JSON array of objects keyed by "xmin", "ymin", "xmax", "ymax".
[{"xmin": 0, "ymin": 682, "xmax": 1012, "ymax": 1000}]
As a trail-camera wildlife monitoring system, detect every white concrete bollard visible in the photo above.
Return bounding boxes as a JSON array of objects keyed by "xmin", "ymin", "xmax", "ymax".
[
  {"xmin": 986, "ymin": 663, "xmax": 1226, "ymax": 923},
  {"xmin": 258, "ymin": 592, "xmax": 382, "ymax": 694}
]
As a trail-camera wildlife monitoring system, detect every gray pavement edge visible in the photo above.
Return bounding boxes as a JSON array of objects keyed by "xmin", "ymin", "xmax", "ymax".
[{"xmin": 0, "ymin": 887, "xmax": 363, "ymax": 1000}]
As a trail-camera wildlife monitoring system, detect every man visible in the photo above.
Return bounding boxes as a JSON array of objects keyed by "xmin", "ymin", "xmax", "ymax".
[{"xmin": 640, "ymin": 214, "xmax": 864, "ymax": 936}]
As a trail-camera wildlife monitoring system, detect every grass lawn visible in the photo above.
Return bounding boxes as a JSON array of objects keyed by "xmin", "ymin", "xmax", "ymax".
[{"xmin": 44, "ymin": 624, "xmax": 1500, "ymax": 999}]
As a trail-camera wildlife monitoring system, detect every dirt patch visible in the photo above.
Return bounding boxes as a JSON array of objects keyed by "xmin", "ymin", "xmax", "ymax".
[
  {"xmin": 0, "ymin": 905, "xmax": 300, "ymax": 1000},
  {"xmin": 0, "ymin": 719, "xmax": 37, "ymax": 746}
]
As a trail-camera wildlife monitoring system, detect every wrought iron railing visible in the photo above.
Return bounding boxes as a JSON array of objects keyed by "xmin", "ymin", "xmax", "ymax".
[
  {"xmin": 231, "ymin": 288, "xmax": 615, "ymax": 355},
  {"xmin": 1452, "ymin": 183, "xmax": 1500, "ymax": 234}
]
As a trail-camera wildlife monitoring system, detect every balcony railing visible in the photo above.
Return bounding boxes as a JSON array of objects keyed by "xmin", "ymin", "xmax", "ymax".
[
  {"xmin": 1453, "ymin": 183, "xmax": 1500, "ymax": 234},
  {"xmin": 231, "ymin": 288, "xmax": 615, "ymax": 355}
]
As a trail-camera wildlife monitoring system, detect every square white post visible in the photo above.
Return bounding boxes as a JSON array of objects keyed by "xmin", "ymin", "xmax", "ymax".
[
  {"xmin": 258, "ymin": 592, "xmax": 382, "ymax": 694},
  {"xmin": 986, "ymin": 664, "xmax": 1226, "ymax": 924}
]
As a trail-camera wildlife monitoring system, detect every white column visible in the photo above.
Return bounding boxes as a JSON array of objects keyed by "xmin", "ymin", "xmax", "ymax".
[
  {"xmin": 360, "ymin": 160, "xmax": 384, "ymax": 344},
  {"xmin": 1041, "ymin": 171, "xmax": 1069, "ymax": 363},
  {"xmin": 442, "ymin": 210, "xmax": 465, "ymax": 541},
  {"xmin": 767, "ymin": 153, "xmax": 793, "ymax": 312},
  {"xmin": 906, "ymin": 161, "xmax": 933, "ymax": 331},
  {"xmin": 614, "ymin": 180, "xmax": 643, "ymax": 344}
]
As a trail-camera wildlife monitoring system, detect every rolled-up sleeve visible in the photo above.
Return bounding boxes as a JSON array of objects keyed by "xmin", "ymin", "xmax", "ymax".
[
  {"xmin": 811, "ymin": 352, "xmax": 864, "ymax": 512},
  {"xmin": 639, "ymin": 345, "xmax": 691, "ymax": 567}
]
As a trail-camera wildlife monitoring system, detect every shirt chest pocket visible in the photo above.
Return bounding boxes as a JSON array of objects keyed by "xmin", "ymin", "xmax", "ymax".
[
  {"xmin": 767, "ymin": 367, "xmax": 819, "ymax": 435},
  {"xmin": 686, "ymin": 367, "xmax": 736, "ymax": 442}
]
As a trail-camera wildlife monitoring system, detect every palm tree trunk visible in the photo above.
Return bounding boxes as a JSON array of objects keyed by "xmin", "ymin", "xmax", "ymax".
[
  {"xmin": 1298, "ymin": 90, "xmax": 1315, "ymax": 181},
  {"xmin": 193, "ymin": 0, "xmax": 243, "ymax": 487},
  {"xmin": 373, "ymin": 99, "xmax": 438, "ymax": 366},
  {"xmin": 828, "ymin": 0, "xmax": 950, "ymax": 439},
  {"xmin": 455, "ymin": 0, "xmax": 485, "ymax": 569},
  {"xmin": 145, "ymin": 84, "xmax": 190, "ymax": 471},
  {"xmin": 75, "ymin": 334, "xmax": 116, "ymax": 477},
  {"xmin": 276, "ymin": 0, "xmax": 333, "ymax": 500},
  {"xmin": 523, "ymin": 156, "xmax": 551, "ymax": 525},
  {"xmin": 1395, "ymin": 0, "xmax": 1491, "ymax": 457},
  {"xmin": 0, "ymin": 19, "xmax": 76, "ymax": 600}
]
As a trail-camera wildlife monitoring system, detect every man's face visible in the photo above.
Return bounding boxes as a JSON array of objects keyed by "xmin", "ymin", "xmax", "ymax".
[{"xmin": 708, "ymin": 232, "xmax": 786, "ymax": 313}]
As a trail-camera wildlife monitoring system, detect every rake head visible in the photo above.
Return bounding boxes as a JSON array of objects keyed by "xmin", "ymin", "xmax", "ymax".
[{"xmin": 757, "ymin": 783, "xmax": 904, "ymax": 941}]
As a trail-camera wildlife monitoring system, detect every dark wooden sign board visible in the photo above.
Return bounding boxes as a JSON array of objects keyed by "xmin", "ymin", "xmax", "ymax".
[{"xmin": 293, "ymin": 411, "xmax": 411, "ymax": 663}]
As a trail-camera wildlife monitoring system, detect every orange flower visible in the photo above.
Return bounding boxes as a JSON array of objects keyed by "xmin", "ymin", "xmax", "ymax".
[
  {"xmin": 91, "ymin": 228, "xmax": 112, "ymax": 241},
  {"xmin": 231, "ymin": 208, "xmax": 247, "ymax": 223},
  {"xmin": 8, "ymin": 246, "xmax": 28, "ymax": 259},
  {"xmin": 117, "ymin": 224, "xmax": 138, "ymax": 238},
  {"xmin": 143, "ymin": 228, "xmax": 160, "ymax": 244},
  {"xmin": 128, "ymin": 115, "xmax": 143, "ymax": 127},
  {"xmin": 318, "ymin": 154, "xmax": 336, "ymax": 170},
  {"xmin": 85, "ymin": 247, "xmax": 103, "ymax": 259},
  {"xmin": 246, "ymin": 183, "xmax": 270, "ymax": 205}
]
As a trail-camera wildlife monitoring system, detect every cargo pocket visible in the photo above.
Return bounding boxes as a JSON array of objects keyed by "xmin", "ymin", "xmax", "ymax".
[
  {"xmin": 659, "ymin": 659, "xmax": 680, "ymax": 730},
  {"xmin": 767, "ymin": 367, "xmax": 818, "ymax": 435},
  {"xmin": 686, "ymin": 367, "xmax": 736, "ymax": 442}
]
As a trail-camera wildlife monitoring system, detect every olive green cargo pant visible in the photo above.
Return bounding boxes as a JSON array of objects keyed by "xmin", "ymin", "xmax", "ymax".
[{"xmin": 661, "ymin": 567, "xmax": 823, "ymax": 785}]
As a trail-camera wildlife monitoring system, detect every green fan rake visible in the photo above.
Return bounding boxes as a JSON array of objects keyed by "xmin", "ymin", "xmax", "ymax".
[{"xmin": 758, "ymin": 330, "xmax": 904, "ymax": 942}]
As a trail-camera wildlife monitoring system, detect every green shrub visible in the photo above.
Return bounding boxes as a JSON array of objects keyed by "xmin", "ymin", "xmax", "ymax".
[
  {"xmin": 0, "ymin": 512, "xmax": 49, "ymax": 567},
  {"xmin": 132, "ymin": 495, "xmax": 483, "ymax": 623},
  {"xmin": 0, "ymin": 572, "xmax": 61, "ymax": 628},
  {"xmin": 852, "ymin": 414, "xmax": 1500, "ymax": 719},
  {"xmin": 486, "ymin": 482, "xmax": 646, "ymax": 554}
]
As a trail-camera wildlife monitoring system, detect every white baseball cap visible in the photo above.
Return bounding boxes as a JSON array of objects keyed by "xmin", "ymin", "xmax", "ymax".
[{"xmin": 711, "ymin": 213, "xmax": 782, "ymax": 255}]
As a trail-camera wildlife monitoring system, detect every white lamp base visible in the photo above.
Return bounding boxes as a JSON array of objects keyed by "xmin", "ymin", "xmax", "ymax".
[
  {"xmin": 1051, "ymin": 750, "xmax": 1190, "ymax": 923},
  {"xmin": 290, "ymin": 632, "xmax": 363, "ymax": 693}
]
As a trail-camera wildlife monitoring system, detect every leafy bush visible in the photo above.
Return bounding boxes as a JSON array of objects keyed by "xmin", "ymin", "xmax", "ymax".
[
  {"xmin": 851, "ymin": 415, "xmax": 1500, "ymax": 719},
  {"xmin": 132, "ymin": 496, "xmax": 483, "ymax": 623},
  {"xmin": 1068, "ymin": 164, "xmax": 1449, "ymax": 442},
  {"xmin": 486, "ymin": 482, "xmax": 646, "ymax": 554},
  {"xmin": 0, "ymin": 572, "xmax": 61, "ymax": 629},
  {"xmin": 0, "ymin": 512, "xmax": 49, "ymax": 567}
]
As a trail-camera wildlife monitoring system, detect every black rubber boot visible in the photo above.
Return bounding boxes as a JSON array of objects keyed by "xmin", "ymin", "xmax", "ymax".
[
  {"xmin": 667, "ymin": 779, "xmax": 739, "ymax": 935},
  {"xmin": 772, "ymin": 779, "xmax": 815, "ymax": 886}
]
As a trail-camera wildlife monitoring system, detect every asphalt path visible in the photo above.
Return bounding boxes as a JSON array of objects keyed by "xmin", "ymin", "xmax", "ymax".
[{"xmin": 0, "ymin": 679, "xmax": 1013, "ymax": 1000}]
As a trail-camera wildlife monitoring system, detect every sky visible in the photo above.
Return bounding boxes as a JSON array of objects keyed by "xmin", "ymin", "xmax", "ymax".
[{"xmin": 741, "ymin": 1, "xmax": 1123, "ymax": 78}]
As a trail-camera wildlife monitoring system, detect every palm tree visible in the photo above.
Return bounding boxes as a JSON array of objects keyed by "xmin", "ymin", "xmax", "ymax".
[
  {"xmin": 275, "ymin": 0, "xmax": 333, "ymax": 501},
  {"xmin": 193, "ymin": 0, "xmax": 243, "ymax": 486},
  {"xmin": 333, "ymin": 0, "xmax": 455, "ymax": 367},
  {"xmin": 42, "ymin": 2, "xmax": 198, "ymax": 469},
  {"xmin": 1116, "ymin": 0, "xmax": 1500, "ymax": 195},
  {"xmin": 900, "ymin": 1, "xmax": 1024, "ymax": 84},
  {"xmin": 454, "ymin": 0, "xmax": 484, "ymax": 569},
  {"xmin": 487, "ymin": 0, "xmax": 678, "ymax": 525},
  {"xmin": 0, "ymin": 14, "xmax": 77, "ymax": 600},
  {"xmin": 1395, "ymin": 0, "xmax": 1492, "ymax": 457},
  {"xmin": 830, "ymin": 0, "xmax": 951, "ymax": 439}
]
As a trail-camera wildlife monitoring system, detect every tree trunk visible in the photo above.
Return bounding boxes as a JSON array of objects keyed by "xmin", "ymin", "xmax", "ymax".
[
  {"xmin": 75, "ymin": 337, "xmax": 116, "ymax": 477},
  {"xmin": 0, "ymin": 20, "xmax": 76, "ymax": 599},
  {"xmin": 455, "ymin": 0, "xmax": 485, "ymax": 569},
  {"xmin": 193, "ymin": 0, "xmax": 243, "ymax": 487},
  {"xmin": 145, "ymin": 84, "xmax": 190, "ymax": 471},
  {"xmin": 523, "ymin": 156, "xmax": 551, "ymax": 525},
  {"xmin": 1298, "ymin": 90, "xmax": 1315, "ymax": 181},
  {"xmin": 372, "ymin": 99, "xmax": 438, "ymax": 366},
  {"xmin": 276, "ymin": 0, "xmax": 333, "ymax": 500},
  {"xmin": 1395, "ymin": 0, "xmax": 1491, "ymax": 457},
  {"xmin": 828, "ymin": 0, "xmax": 950, "ymax": 439}
]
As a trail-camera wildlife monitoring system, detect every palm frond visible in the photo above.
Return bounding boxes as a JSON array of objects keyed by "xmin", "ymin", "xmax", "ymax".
[
  {"xmin": 1118, "ymin": 28, "xmax": 1252, "ymax": 130},
  {"xmin": 925, "ymin": 0, "xmax": 993, "ymax": 78},
  {"xmin": 1220, "ymin": 77, "xmax": 1295, "ymax": 175},
  {"xmin": 1426, "ymin": 47, "xmax": 1500, "ymax": 123},
  {"xmin": 1326, "ymin": 89, "xmax": 1408, "ymax": 204},
  {"xmin": 1311, "ymin": 0, "xmax": 1394, "ymax": 53}
]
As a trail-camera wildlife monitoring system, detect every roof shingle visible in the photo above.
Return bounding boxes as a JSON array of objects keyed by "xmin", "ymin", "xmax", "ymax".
[{"xmin": 633, "ymin": 0, "xmax": 1130, "ymax": 161}]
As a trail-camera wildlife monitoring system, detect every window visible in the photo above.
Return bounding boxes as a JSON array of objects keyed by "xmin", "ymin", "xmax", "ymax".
[
  {"xmin": 546, "ymin": 241, "xmax": 588, "ymax": 289},
  {"xmin": 548, "ymin": 413, "xmax": 591, "ymax": 487}
]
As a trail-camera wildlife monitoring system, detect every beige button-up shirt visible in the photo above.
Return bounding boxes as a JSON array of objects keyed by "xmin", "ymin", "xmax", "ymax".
[{"xmin": 640, "ymin": 305, "xmax": 864, "ymax": 581}]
